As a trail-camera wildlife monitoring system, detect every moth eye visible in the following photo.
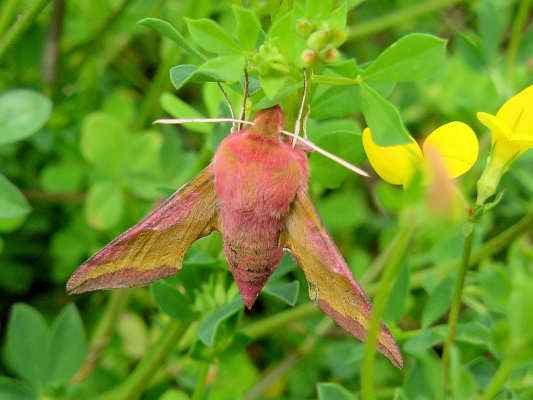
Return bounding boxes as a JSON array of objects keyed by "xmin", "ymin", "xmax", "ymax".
[{"xmin": 307, "ymin": 281, "xmax": 319, "ymax": 303}]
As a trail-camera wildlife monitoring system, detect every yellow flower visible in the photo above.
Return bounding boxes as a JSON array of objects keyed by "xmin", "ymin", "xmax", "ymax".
[
  {"xmin": 362, "ymin": 122, "xmax": 479, "ymax": 186},
  {"xmin": 476, "ymin": 85, "xmax": 533, "ymax": 205}
]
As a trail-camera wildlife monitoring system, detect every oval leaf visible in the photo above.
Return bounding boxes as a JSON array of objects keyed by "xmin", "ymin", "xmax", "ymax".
[
  {"xmin": 198, "ymin": 297, "xmax": 243, "ymax": 346},
  {"xmin": 363, "ymin": 33, "xmax": 447, "ymax": 82},
  {"xmin": 0, "ymin": 174, "xmax": 30, "ymax": 219},
  {"xmin": 359, "ymin": 81, "xmax": 411, "ymax": 146},
  {"xmin": 0, "ymin": 90, "xmax": 52, "ymax": 145},
  {"xmin": 186, "ymin": 18, "xmax": 242, "ymax": 55},
  {"xmin": 46, "ymin": 304, "xmax": 87, "ymax": 386}
]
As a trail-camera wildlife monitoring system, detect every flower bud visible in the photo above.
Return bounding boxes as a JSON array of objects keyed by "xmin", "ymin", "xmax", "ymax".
[
  {"xmin": 322, "ymin": 47, "xmax": 339, "ymax": 63},
  {"xmin": 301, "ymin": 49, "xmax": 318, "ymax": 67},
  {"xmin": 296, "ymin": 18, "xmax": 314, "ymax": 38},
  {"xmin": 307, "ymin": 30, "xmax": 330, "ymax": 51}
]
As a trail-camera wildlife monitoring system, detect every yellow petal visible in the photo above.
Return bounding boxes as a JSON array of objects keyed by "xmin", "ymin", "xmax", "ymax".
[
  {"xmin": 362, "ymin": 128, "xmax": 422, "ymax": 185},
  {"xmin": 477, "ymin": 112, "xmax": 512, "ymax": 143},
  {"xmin": 422, "ymin": 122, "xmax": 479, "ymax": 178},
  {"xmin": 497, "ymin": 85, "xmax": 533, "ymax": 141}
]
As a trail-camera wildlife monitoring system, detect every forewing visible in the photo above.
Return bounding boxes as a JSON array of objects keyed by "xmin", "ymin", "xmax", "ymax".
[
  {"xmin": 67, "ymin": 168, "xmax": 218, "ymax": 294},
  {"xmin": 283, "ymin": 191, "xmax": 403, "ymax": 368}
]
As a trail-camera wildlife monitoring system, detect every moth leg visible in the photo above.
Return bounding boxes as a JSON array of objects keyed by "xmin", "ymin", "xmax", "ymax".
[
  {"xmin": 237, "ymin": 69, "xmax": 249, "ymax": 132},
  {"xmin": 292, "ymin": 68, "xmax": 310, "ymax": 147}
]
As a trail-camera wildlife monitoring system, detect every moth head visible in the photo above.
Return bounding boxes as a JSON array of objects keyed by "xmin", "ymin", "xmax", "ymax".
[{"xmin": 251, "ymin": 105, "xmax": 284, "ymax": 137}]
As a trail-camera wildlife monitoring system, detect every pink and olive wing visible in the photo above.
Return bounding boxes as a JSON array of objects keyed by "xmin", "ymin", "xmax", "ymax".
[
  {"xmin": 67, "ymin": 168, "xmax": 218, "ymax": 294},
  {"xmin": 283, "ymin": 191, "xmax": 403, "ymax": 368}
]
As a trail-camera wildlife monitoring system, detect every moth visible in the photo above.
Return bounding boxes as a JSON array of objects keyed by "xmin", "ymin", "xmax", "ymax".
[{"xmin": 67, "ymin": 105, "xmax": 402, "ymax": 368}]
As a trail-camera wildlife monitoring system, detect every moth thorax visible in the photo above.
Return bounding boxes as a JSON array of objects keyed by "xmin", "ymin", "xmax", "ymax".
[{"xmin": 251, "ymin": 105, "xmax": 284, "ymax": 137}]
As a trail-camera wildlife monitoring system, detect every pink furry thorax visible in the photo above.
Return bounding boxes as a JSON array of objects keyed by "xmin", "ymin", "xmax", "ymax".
[{"xmin": 212, "ymin": 106, "xmax": 309, "ymax": 307}]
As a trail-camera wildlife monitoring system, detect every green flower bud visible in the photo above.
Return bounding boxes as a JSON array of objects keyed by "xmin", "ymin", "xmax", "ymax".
[
  {"xmin": 301, "ymin": 49, "xmax": 318, "ymax": 67},
  {"xmin": 307, "ymin": 30, "xmax": 330, "ymax": 51},
  {"xmin": 296, "ymin": 18, "xmax": 314, "ymax": 38}
]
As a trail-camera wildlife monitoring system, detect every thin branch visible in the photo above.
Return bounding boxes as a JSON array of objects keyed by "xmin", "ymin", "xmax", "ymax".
[
  {"xmin": 41, "ymin": 0, "xmax": 65, "ymax": 88},
  {"xmin": 237, "ymin": 69, "xmax": 249, "ymax": 131}
]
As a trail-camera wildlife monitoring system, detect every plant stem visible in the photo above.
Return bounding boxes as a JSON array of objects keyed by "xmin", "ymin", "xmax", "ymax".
[
  {"xmin": 410, "ymin": 210, "xmax": 533, "ymax": 288},
  {"xmin": 72, "ymin": 290, "xmax": 129, "ymax": 384},
  {"xmin": 244, "ymin": 318, "xmax": 333, "ymax": 400},
  {"xmin": 191, "ymin": 362, "xmax": 210, "ymax": 400},
  {"xmin": 0, "ymin": 0, "xmax": 18, "ymax": 36},
  {"xmin": 348, "ymin": 0, "xmax": 462, "ymax": 39},
  {"xmin": 240, "ymin": 302, "xmax": 317, "ymax": 339},
  {"xmin": 479, "ymin": 357, "xmax": 516, "ymax": 400},
  {"xmin": 104, "ymin": 319, "xmax": 184, "ymax": 400},
  {"xmin": 506, "ymin": 0, "xmax": 532, "ymax": 80},
  {"xmin": 442, "ymin": 221, "xmax": 476, "ymax": 391},
  {"xmin": 361, "ymin": 218, "xmax": 416, "ymax": 400},
  {"xmin": 0, "ymin": 0, "xmax": 52, "ymax": 60}
]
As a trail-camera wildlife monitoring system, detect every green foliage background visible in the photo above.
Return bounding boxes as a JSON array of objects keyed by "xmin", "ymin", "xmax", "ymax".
[{"xmin": 0, "ymin": 0, "xmax": 532, "ymax": 399}]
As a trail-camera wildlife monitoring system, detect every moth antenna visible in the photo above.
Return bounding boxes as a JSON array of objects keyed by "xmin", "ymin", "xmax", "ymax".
[
  {"xmin": 237, "ymin": 69, "xmax": 249, "ymax": 131},
  {"xmin": 217, "ymin": 82, "xmax": 236, "ymax": 132},
  {"xmin": 155, "ymin": 117, "xmax": 252, "ymax": 126},
  {"xmin": 282, "ymin": 130, "xmax": 370, "ymax": 177},
  {"xmin": 293, "ymin": 69, "xmax": 310, "ymax": 148}
]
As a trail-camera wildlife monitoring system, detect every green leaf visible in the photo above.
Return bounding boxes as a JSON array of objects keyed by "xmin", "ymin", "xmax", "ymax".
[
  {"xmin": 233, "ymin": 6, "xmax": 262, "ymax": 51},
  {"xmin": 151, "ymin": 281, "xmax": 197, "ymax": 322},
  {"xmin": 449, "ymin": 345, "xmax": 477, "ymax": 399},
  {"xmin": 385, "ymin": 263, "xmax": 410, "ymax": 322},
  {"xmin": 317, "ymin": 382, "xmax": 355, "ymax": 400},
  {"xmin": 0, "ymin": 90, "xmax": 52, "ymax": 145},
  {"xmin": 196, "ymin": 55, "xmax": 245, "ymax": 82},
  {"xmin": 160, "ymin": 92, "xmax": 211, "ymax": 134},
  {"xmin": 85, "ymin": 181, "xmax": 124, "ymax": 230},
  {"xmin": 363, "ymin": 33, "xmax": 447, "ymax": 82},
  {"xmin": 170, "ymin": 65, "xmax": 199, "ymax": 90},
  {"xmin": 39, "ymin": 162, "xmax": 84, "ymax": 193},
  {"xmin": 46, "ymin": 304, "xmax": 87, "ymax": 386},
  {"xmin": 4, "ymin": 304, "xmax": 49, "ymax": 389},
  {"xmin": 309, "ymin": 120, "xmax": 363, "ymax": 189},
  {"xmin": 310, "ymin": 86, "xmax": 360, "ymax": 119},
  {"xmin": 198, "ymin": 297, "xmax": 243, "ymax": 346},
  {"xmin": 508, "ymin": 270, "xmax": 533, "ymax": 351},
  {"xmin": 0, "ymin": 173, "xmax": 31, "ymax": 219},
  {"xmin": 80, "ymin": 112, "xmax": 129, "ymax": 177},
  {"xmin": 421, "ymin": 275, "xmax": 455, "ymax": 328},
  {"xmin": 0, "ymin": 377, "xmax": 36, "ymax": 400},
  {"xmin": 264, "ymin": 281, "xmax": 300, "ymax": 306},
  {"xmin": 126, "ymin": 130, "xmax": 162, "ymax": 173},
  {"xmin": 477, "ymin": 0, "xmax": 511, "ymax": 63},
  {"xmin": 258, "ymin": 75, "xmax": 288, "ymax": 99},
  {"xmin": 312, "ymin": 74, "xmax": 358, "ymax": 86},
  {"xmin": 186, "ymin": 18, "xmax": 242, "ymax": 55},
  {"xmin": 138, "ymin": 18, "xmax": 203, "ymax": 59},
  {"xmin": 359, "ymin": 81, "xmax": 411, "ymax": 145}
]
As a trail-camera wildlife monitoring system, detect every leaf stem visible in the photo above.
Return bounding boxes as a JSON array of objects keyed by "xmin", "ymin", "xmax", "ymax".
[
  {"xmin": 348, "ymin": 0, "xmax": 461, "ymax": 39},
  {"xmin": 361, "ymin": 217, "xmax": 416, "ymax": 400},
  {"xmin": 478, "ymin": 357, "xmax": 516, "ymax": 400},
  {"xmin": 506, "ymin": 0, "xmax": 532, "ymax": 80},
  {"xmin": 442, "ymin": 221, "xmax": 476, "ymax": 391},
  {"xmin": 0, "ymin": 0, "xmax": 18, "ymax": 36},
  {"xmin": 0, "ymin": 0, "xmax": 52, "ymax": 60},
  {"xmin": 240, "ymin": 302, "xmax": 317, "ymax": 339},
  {"xmin": 72, "ymin": 290, "xmax": 129, "ymax": 384},
  {"xmin": 104, "ymin": 319, "xmax": 184, "ymax": 400},
  {"xmin": 191, "ymin": 362, "xmax": 210, "ymax": 400}
]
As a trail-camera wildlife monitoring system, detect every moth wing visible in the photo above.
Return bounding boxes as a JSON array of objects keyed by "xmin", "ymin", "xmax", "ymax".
[
  {"xmin": 67, "ymin": 168, "xmax": 218, "ymax": 294},
  {"xmin": 283, "ymin": 191, "xmax": 403, "ymax": 368}
]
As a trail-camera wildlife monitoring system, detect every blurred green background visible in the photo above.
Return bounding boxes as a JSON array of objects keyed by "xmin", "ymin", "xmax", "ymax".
[{"xmin": 0, "ymin": 0, "xmax": 532, "ymax": 399}]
